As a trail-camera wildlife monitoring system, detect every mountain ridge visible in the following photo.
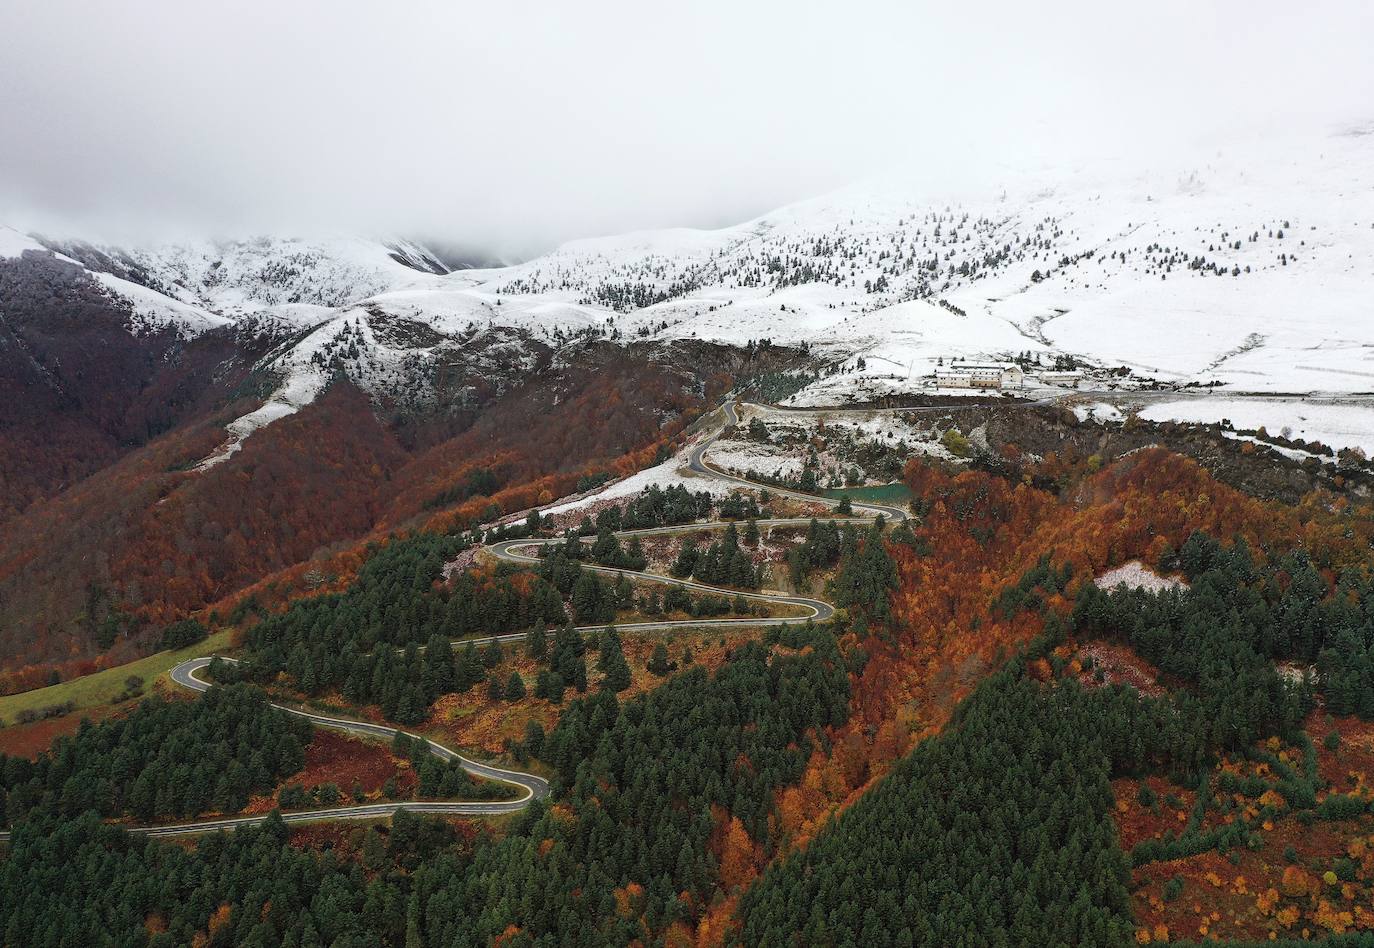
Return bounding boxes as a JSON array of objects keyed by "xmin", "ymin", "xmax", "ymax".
[{"xmin": 2, "ymin": 123, "xmax": 1371, "ymax": 511}]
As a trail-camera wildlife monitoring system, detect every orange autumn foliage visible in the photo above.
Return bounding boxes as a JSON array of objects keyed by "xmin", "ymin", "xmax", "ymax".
[
  {"xmin": 662, "ymin": 921, "xmax": 695, "ymax": 948},
  {"xmin": 613, "ymin": 882, "xmax": 645, "ymax": 919},
  {"xmin": 1314, "ymin": 900, "xmax": 1355, "ymax": 934},
  {"xmin": 493, "ymin": 923, "xmax": 523, "ymax": 946},
  {"xmin": 768, "ymin": 448, "xmax": 1374, "ymax": 862},
  {"xmin": 695, "ymin": 895, "xmax": 740, "ymax": 948},
  {"xmin": 206, "ymin": 903, "xmax": 233, "ymax": 939},
  {"xmin": 1281, "ymin": 865, "xmax": 1316, "ymax": 898},
  {"xmin": 717, "ymin": 816, "xmax": 758, "ymax": 892}
]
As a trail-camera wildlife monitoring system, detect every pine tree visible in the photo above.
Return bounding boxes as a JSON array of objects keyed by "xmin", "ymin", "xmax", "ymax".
[
  {"xmin": 744, "ymin": 518, "xmax": 760, "ymax": 546},
  {"xmin": 524, "ymin": 719, "xmax": 545, "ymax": 758},
  {"xmin": 552, "ymin": 624, "xmax": 588, "ymax": 693},
  {"xmin": 648, "ymin": 643, "xmax": 673, "ymax": 677},
  {"xmin": 670, "ymin": 539, "xmax": 699, "ymax": 578},
  {"xmin": 614, "ymin": 572, "xmax": 635, "ymax": 609},
  {"xmin": 571, "ymin": 572, "xmax": 605, "ymax": 622},
  {"xmin": 457, "ymin": 643, "xmax": 485, "ymax": 689},
  {"xmin": 526, "ymin": 623, "xmax": 548, "ymax": 661},
  {"xmin": 482, "ymin": 640, "xmax": 503, "ymax": 668},
  {"xmin": 597, "ymin": 628, "xmax": 632, "ymax": 692},
  {"xmin": 833, "ymin": 522, "xmax": 898, "ymax": 628}
]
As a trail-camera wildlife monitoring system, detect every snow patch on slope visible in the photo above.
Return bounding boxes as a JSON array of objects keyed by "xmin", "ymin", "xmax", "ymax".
[
  {"xmin": 1095, "ymin": 561, "xmax": 1186, "ymax": 594},
  {"xmin": 90, "ymin": 271, "xmax": 231, "ymax": 338},
  {"xmin": 12, "ymin": 125, "xmax": 1374, "ymax": 463},
  {"xmin": 1138, "ymin": 398, "xmax": 1374, "ymax": 456},
  {"xmin": 0, "ymin": 226, "xmax": 47, "ymax": 259},
  {"xmin": 197, "ymin": 372, "xmax": 326, "ymax": 470},
  {"xmin": 541, "ymin": 444, "xmax": 736, "ymax": 517},
  {"xmin": 193, "ymin": 319, "xmax": 347, "ymax": 469}
]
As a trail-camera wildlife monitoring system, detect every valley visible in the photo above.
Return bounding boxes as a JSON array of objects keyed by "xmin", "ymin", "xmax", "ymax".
[{"xmin": 2, "ymin": 117, "xmax": 1374, "ymax": 946}]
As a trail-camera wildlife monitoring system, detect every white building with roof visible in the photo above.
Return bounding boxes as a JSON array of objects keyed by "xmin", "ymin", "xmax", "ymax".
[
  {"xmin": 935, "ymin": 361, "xmax": 1024, "ymax": 390},
  {"xmin": 1037, "ymin": 370, "xmax": 1083, "ymax": 388}
]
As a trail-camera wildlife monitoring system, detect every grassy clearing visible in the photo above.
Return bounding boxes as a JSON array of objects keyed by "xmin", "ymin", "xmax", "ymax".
[{"xmin": 0, "ymin": 629, "xmax": 234, "ymax": 725}]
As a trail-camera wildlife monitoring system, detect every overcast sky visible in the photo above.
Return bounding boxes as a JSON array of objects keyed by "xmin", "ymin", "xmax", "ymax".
[{"xmin": 1, "ymin": 0, "xmax": 1371, "ymax": 255}]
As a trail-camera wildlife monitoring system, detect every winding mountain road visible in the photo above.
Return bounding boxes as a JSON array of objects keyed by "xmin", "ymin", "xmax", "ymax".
[
  {"xmin": 691, "ymin": 402, "xmax": 910, "ymax": 522},
  {"xmin": 142, "ymin": 658, "xmax": 548, "ymax": 836},
  {"xmin": 9, "ymin": 399, "xmax": 907, "ymax": 839}
]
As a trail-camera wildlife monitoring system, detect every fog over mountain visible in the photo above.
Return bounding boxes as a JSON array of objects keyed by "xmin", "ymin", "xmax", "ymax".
[{"xmin": 2, "ymin": 0, "xmax": 1371, "ymax": 256}]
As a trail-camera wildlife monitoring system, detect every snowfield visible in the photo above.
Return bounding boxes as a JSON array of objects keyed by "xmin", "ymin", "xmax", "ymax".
[
  {"xmin": 541, "ymin": 444, "xmax": 737, "ymax": 518},
  {"xmin": 1138, "ymin": 398, "xmax": 1374, "ymax": 457},
  {"xmin": 708, "ymin": 440, "xmax": 807, "ymax": 480},
  {"xmin": 1072, "ymin": 403, "xmax": 1126, "ymax": 424},
  {"xmin": 0, "ymin": 225, "xmax": 47, "ymax": 259},
  {"xmin": 196, "ymin": 370, "xmax": 326, "ymax": 470},
  {"xmin": 4, "ymin": 123, "xmax": 1372, "ymax": 455},
  {"xmin": 89, "ymin": 271, "xmax": 230, "ymax": 338},
  {"xmin": 711, "ymin": 405, "xmax": 956, "ymax": 486}
]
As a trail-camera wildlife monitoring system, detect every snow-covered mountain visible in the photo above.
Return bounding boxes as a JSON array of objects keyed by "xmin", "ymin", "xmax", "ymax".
[
  {"xmin": 6, "ymin": 123, "xmax": 1373, "ymax": 460},
  {"xmin": 474, "ymin": 124, "xmax": 1374, "ymax": 403}
]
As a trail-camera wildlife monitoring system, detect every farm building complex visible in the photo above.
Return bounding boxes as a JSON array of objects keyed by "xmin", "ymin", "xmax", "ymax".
[{"xmin": 935, "ymin": 362, "xmax": 1025, "ymax": 390}]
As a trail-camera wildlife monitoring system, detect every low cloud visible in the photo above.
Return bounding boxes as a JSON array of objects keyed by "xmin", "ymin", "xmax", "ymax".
[{"xmin": 1, "ymin": 0, "xmax": 1370, "ymax": 255}]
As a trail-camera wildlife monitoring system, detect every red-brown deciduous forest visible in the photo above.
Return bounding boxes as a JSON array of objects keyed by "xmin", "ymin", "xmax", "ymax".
[{"xmin": 0, "ymin": 358, "xmax": 722, "ymax": 680}]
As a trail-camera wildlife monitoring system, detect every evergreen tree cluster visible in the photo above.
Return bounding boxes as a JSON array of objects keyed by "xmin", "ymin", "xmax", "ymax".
[
  {"xmin": 992, "ymin": 553, "xmax": 1073, "ymax": 618},
  {"xmin": 239, "ymin": 533, "xmax": 567, "ymax": 723},
  {"xmin": 0, "ymin": 684, "xmax": 310, "ymax": 826},
  {"xmin": 636, "ymin": 583, "xmax": 760, "ymax": 621},
  {"xmin": 156, "ymin": 617, "xmax": 208, "ymax": 651},
  {"xmin": 669, "ymin": 523, "xmax": 761, "ymax": 589},
  {"xmin": 615, "ymin": 483, "xmax": 715, "ymax": 529},
  {"xmin": 422, "ymin": 465, "xmax": 502, "ymax": 511},
  {"xmin": 0, "ymin": 808, "xmax": 458, "ymax": 947},
  {"xmin": 830, "ymin": 521, "xmax": 898, "ymax": 632},
  {"xmin": 735, "ymin": 629, "xmax": 1311, "ymax": 947},
  {"xmin": 531, "ymin": 623, "xmax": 590, "ymax": 701},
  {"xmin": 0, "ymin": 629, "xmax": 851, "ymax": 947},
  {"xmin": 497, "ymin": 627, "xmax": 850, "ymax": 940},
  {"xmin": 570, "ymin": 566, "xmax": 623, "ymax": 624},
  {"xmin": 587, "ymin": 528, "xmax": 649, "ymax": 571},
  {"xmin": 570, "ymin": 484, "xmax": 715, "ymax": 537},
  {"xmin": 595, "ymin": 626, "xmax": 633, "ymax": 692},
  {"xmin": 736, "ymin": 534, "xmax": 1369, "ymax": 945},
  {"xmin": 718, "ymin": 492, "xmax": 764, "ymax": 520},
  {"xmin": 539, "ymin": 540, "xmax": 634, "ymax": 622},
  {"xmin": 1075, "ymin": 530, "xmax": 1368, "ymax": 721},
  {"xmin": 737, "ymin": 669, "xmax": 1138, "ymax": 947},
  {"xmin": 741, "ymin": 370, "xmax": 819, "ymax": 405},
  {"xmin": 391, "ymin": 731, "xmax": 509, "ymax": 802},
  {"xmin": 785, "ymin": 517, "xmax": 853, "ymax": 587}
]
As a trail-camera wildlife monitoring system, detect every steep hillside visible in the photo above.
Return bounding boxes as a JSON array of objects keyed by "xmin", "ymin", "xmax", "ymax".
[
  {"xmin": 0, "ymin": 338, "xmax": 750, "ymax": 673},
  {"xmin": 3, "ymin": 123, "xmax": 1371, "ymax": 673},
  {"xmin": 0, "ymin": 239, "xmax": 276, "ymax": 519}
]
